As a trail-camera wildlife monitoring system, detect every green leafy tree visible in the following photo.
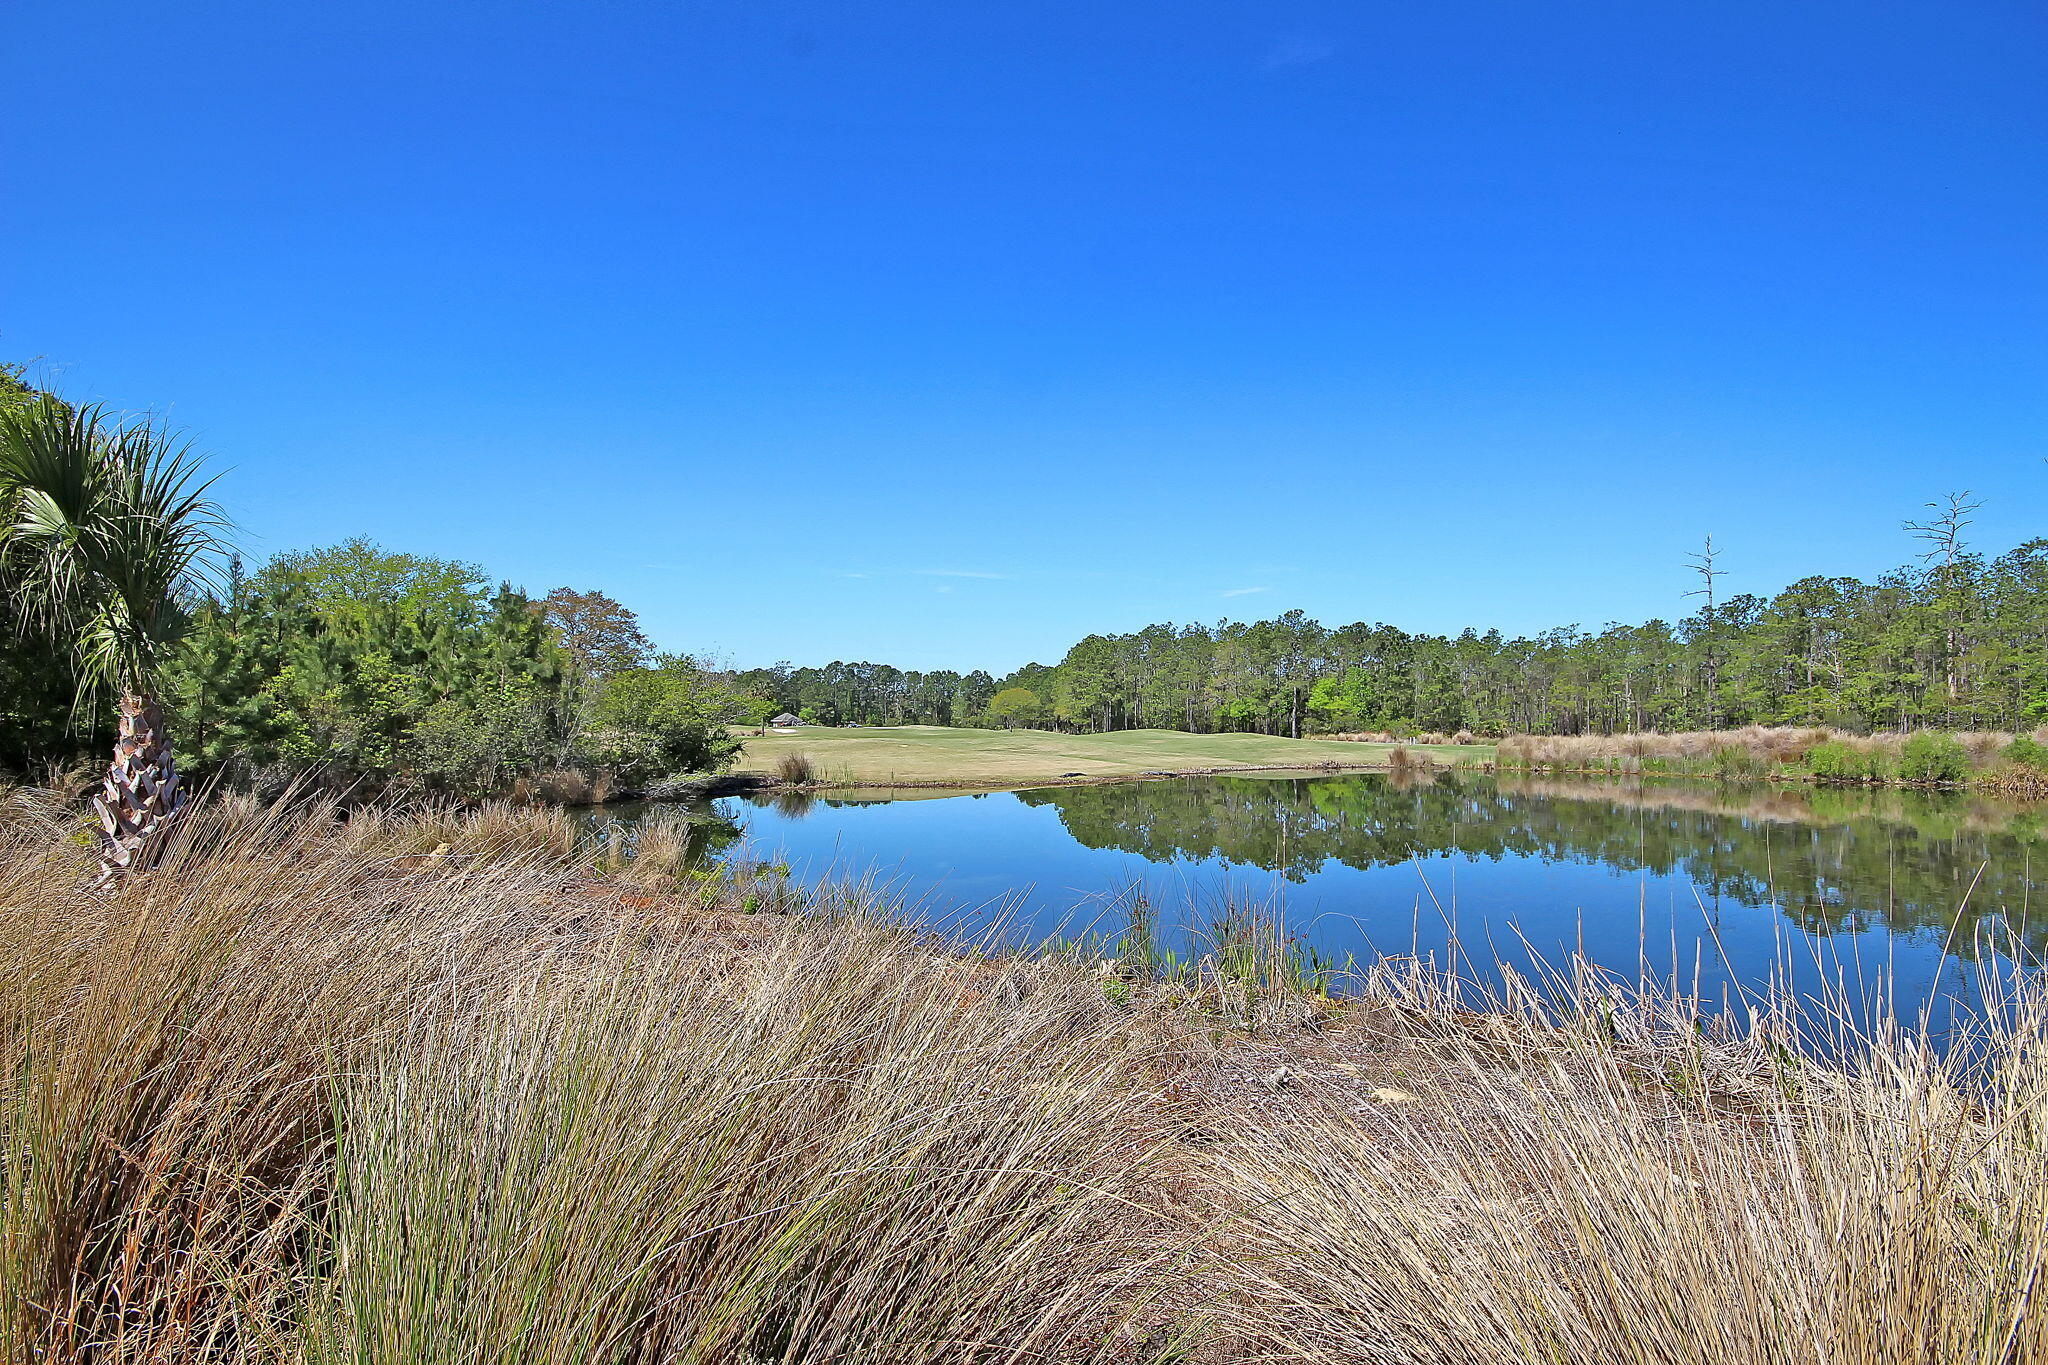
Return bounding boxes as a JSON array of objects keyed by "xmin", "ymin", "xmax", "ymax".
[
  {"xmin": 158, "ymin": 560, "xmax": 296, "ymax": 775},
  {"xmin": 539, "ymin": 586, "xmax": 653, "ymax": 677},
  {"xmin": 585, "ymin": 655, "xmax": 746, "ymax": 780},
  {"xmin": 256, "ymin": 536, "xmax": 489, "ymax": 626},
  {"xmin": 164, "ymin": 544, "xmax": 571, "ymax": 796},
  {"xmin": 988, "ymin": 687, "xmax": 1047, "ymax": 729}
]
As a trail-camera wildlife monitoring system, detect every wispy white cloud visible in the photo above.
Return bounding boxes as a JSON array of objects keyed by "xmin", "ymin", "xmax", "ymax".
[
  {"xmin": 1261, "ymin": 33, "xmax": 1335, "ymax": 72},
  {"xmin": 1222, "ymin": 586, "xmax": 1271, "ymax": 598},
  {"xmin": 835, "ymin": 568, "xmax": 1015, "ymax": 582}
]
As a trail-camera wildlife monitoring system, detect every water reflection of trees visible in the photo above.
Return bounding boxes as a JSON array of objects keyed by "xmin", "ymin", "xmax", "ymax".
[{"xmin": 1015, "ymin": 774, "xmax": 2048, "ymax": 953}]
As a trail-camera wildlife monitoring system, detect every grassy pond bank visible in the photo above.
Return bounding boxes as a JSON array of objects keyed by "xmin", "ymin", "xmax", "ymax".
[
  {"xmin": 7, "ymin": 785, "xmax": 2046, "ymax": 1362},
  {"xmin": 725, "ymin": 724, "xmax": 1492, "ymax": 790}
]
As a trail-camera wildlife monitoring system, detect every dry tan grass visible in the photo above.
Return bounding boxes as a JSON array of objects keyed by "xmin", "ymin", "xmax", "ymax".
[
  {"xmin": 1330, "ymin": 730, "xmax": 1484, "ymax": 747},
  {"xmin": 1957, "ymin": 730, "xmax": 2015, "ymax": 765},
  {"xmin": 3, "ymin": 795, "xmax": 2046, "ymax": 1363},
  {"xmin": 0, "ymin": 798, "xmax": 1189, "ymax": 1363},
  {"xmin": 1490, "ymin": 771, "xmax": 2044, "ymax": 834},
  {"xmin": 1209, "ymin": 969, "xmax": 2048, "ymax": 1364},
  {"xmin": 774, "ymin": 750, "xmax": 819, "ymax": 785},
  {"xmin": 524, "ymin": 766, "xmax": 617, "ymax": 805},
  {"xmin": 1493, "ymin": 724, "xmax": 2031, "ymax": 779},
  {"xmin": 1984, "ymin": 766, "xmax": 2048, "ymax": 797},
  {"xmin": 591, "ymin": 805, "xmax": 720, "ymax": 896},
  {"xmin": 1383, "ymin": 744, "xmax": 1444, "ymax": 774}
]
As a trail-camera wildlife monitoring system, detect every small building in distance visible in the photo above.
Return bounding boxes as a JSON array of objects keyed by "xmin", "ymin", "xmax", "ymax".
[{"xmin": 770, "ymin": 712, "xmax": 801, "ymax": 728}]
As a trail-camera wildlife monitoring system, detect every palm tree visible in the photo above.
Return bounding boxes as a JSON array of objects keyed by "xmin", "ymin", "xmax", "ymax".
[{"xmin": 0, "ymin": 395, "xmax": 228, "ymax": 879}]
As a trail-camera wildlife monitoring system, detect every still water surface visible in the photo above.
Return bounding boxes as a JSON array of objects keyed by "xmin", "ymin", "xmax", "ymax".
[{"xmin": 619, "ymin": 771, "xmax": 2048, "ymax": 1019}]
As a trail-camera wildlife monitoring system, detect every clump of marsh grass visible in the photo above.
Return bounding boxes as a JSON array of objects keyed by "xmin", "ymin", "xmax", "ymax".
[
  {"xmin": 589, "ymin": 805, "xmax": 722, "ymax": 897},
  {"xmin": 527, "ymin": 765, "xmax": 616, "ymax": 806},
  {"xmin": 1956, "ymin": 730, "xmax": 2013, "ymax": 766},
  {"xmin": 308, "ymin": 928, "xmax": 1177, "ymax": 1365},
  {"xmin": 352, "ymin": 797, "xmax": 581, "ymax": 862},
  {"xmin": 1984, "ymin": 735, "xmax": 2048, "ymax": 795},
  {"xmin": 1330, "ymin": 730, "xmax": 1487, "ymax": 747},
  {"xmin": 0, "ymin": 797, "xmax": 573, "ymax": 1359},
  {"xmin": 1385, "ymin": 743, "xmax": 1437, "ymax": 773},
  {"xmin": 1210, "ymin": 955, "xmax": 2048, "ymax": 1365},
  {"xmin": 1097, "ymin": 887, "xmax": 1338, "ymax": 1030},
  {"xmin": 0, "ymin": 796, "xmax": 1185, "ymax": 1364},
  {"xmin": 453, "ymin": 799, "xmax": 580, "ymax": 860},
  {"xmin": 775, "ymin": 750, "xmax": 819, "ymax": 786}
]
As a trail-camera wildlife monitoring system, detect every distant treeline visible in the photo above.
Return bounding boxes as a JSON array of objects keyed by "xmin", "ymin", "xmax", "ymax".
[
  {"xmin": 10, "ymin": 363, "xmax": 2041, "ymax": 786},
  {"xmin": 748, "ymin": 518, "xmax": 2048, "ymax": 738}
]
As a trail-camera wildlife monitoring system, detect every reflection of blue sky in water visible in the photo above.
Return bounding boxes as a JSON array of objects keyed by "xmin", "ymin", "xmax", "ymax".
[{"xmin": 698, "ymin": 773, "xmax": 2043, "ymax": 1026}]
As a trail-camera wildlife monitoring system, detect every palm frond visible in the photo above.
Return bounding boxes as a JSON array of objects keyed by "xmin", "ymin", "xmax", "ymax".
[{"xmin": 0, "ymin": 396, "xmax": 231, "ymax": 708}]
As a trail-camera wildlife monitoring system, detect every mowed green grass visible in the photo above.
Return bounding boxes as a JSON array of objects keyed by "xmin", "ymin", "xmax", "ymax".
[{"xmin": 730, "ymin": 724, "xmax": 1493, "ymax": 788}]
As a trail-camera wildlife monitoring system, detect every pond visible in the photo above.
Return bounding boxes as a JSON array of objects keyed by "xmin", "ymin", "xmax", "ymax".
[{"xmin": 604, "ymin": 771, "xmax": 2048, "ymax": 1025}]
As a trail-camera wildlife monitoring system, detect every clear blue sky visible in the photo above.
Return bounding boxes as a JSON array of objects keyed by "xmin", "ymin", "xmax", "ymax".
[{"xmin": 6, "ymin": 2, "xmax": 2045, "ymax": 672}]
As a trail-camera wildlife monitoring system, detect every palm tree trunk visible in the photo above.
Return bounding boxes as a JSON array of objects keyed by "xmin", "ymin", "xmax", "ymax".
[{"xmin": 93, "ymin": 692, "xmax": 184, "ymax": 881}]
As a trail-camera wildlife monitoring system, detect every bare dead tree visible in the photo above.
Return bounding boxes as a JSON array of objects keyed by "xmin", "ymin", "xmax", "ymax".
[
  {"xmin": 1684, "ymin": 535, "xmax": 1724, "ymax": 729},
  {"xmin": 1904, "ymin": 491, "xmax": 1984, "ymax": 704}
]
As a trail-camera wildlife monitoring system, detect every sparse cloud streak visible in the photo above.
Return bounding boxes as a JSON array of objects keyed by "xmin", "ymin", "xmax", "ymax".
[
  {"xmin": 1222, "ymin": 586, "xmax": 1271, "ymax": 598},
  {"xmin": 834, "ymin": 568, "xmax": 1014, "ymax": 582},
  {"xmin": 1261, "ymin": 33, "xmax": 1335, "ymax": 71}
]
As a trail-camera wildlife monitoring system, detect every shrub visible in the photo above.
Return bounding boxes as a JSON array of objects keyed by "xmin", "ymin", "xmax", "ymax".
[
  {"xmin": 2005, "ymin": 735, "xmax": 2048, "ymax": 770},
  {"xmin": 1808, "ymin": 741, "xmax": 1866, "ymax": 782},
  {"xmin": 407, "ymin": 680, "xmax": 558, "ymax": 797},
  {"xmin": 1806, "ymin": 740, "xmax": 1896, "ymax": 783},
  {"xmin": 586, "ymin": 657, "xmax": 747, "ymax": 779},
  {"xmin": 1899, "ymin": 731, "xmax": 1972, "ymax": 784},
  {"xmin": 1708, "ymin": 744, "xmax": 1764, "ymax": 779},
  {"xmin": 775, "ymin": 752, "xmax": 817, "ymax": 785}
]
